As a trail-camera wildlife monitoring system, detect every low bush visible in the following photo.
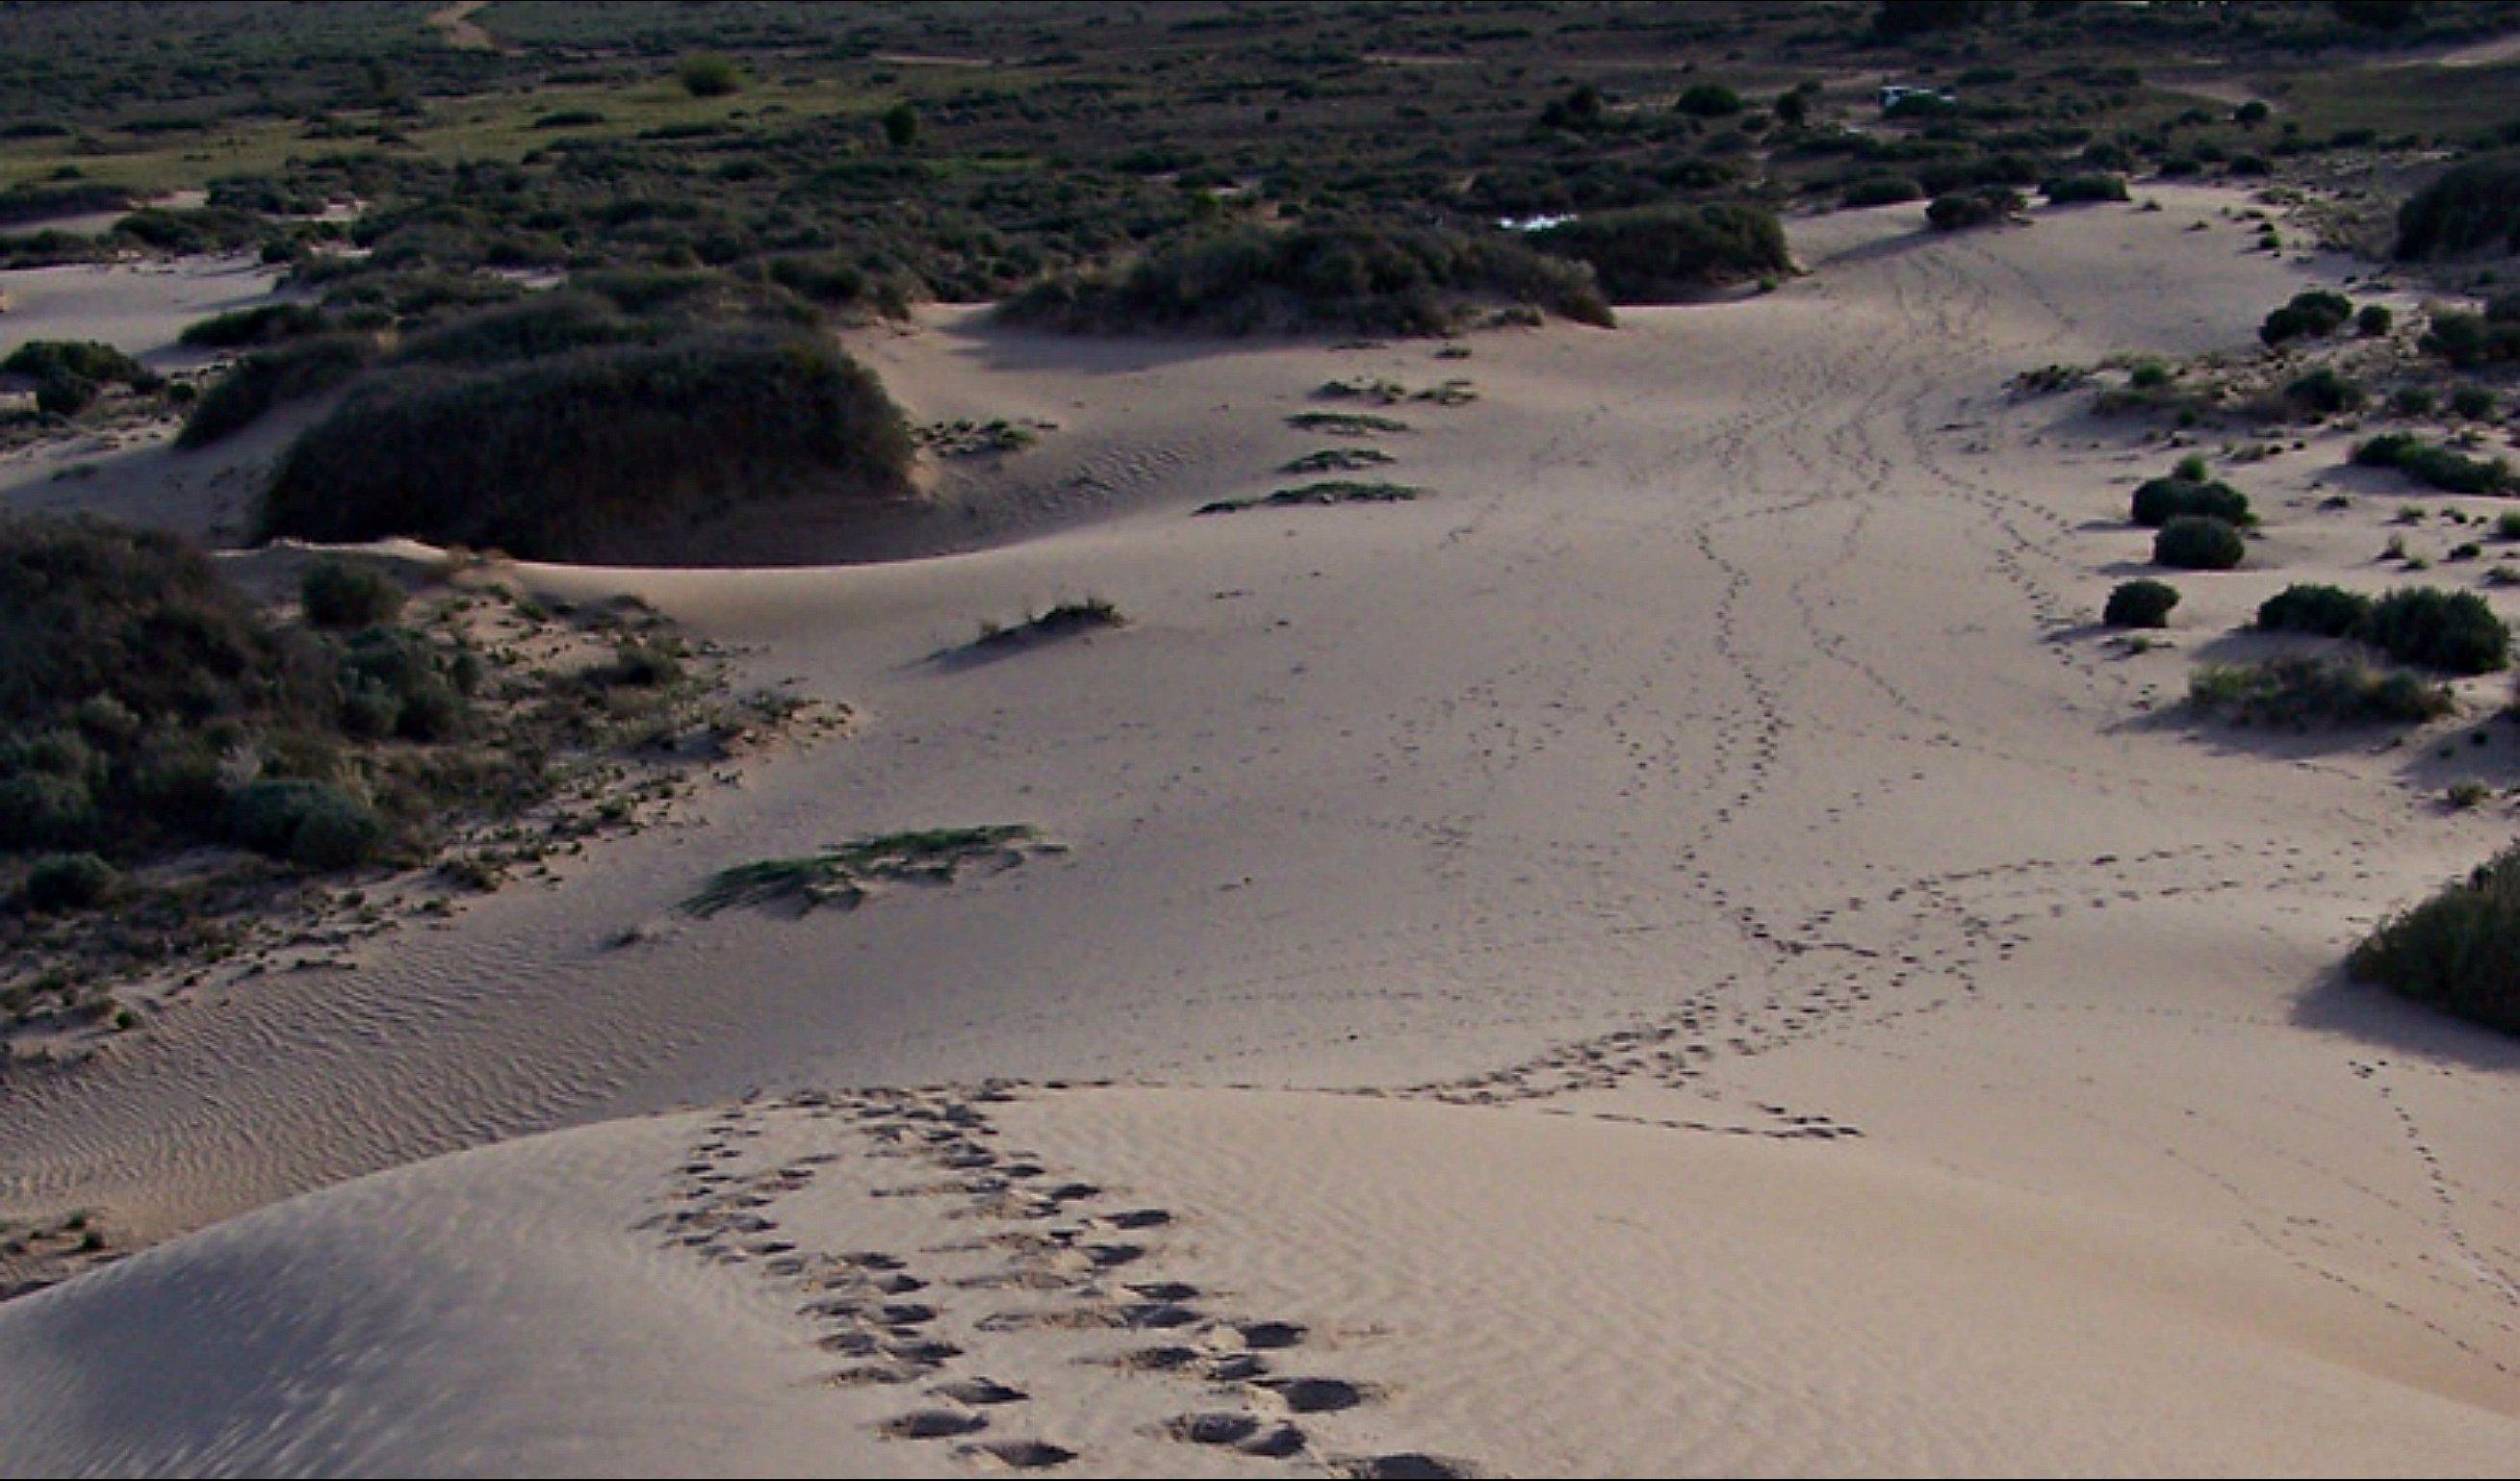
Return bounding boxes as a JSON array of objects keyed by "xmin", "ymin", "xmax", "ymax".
[
  {"xmin": 2103, "ymin": 578, "xmax": 2178, "ymax": 628},
  {"xmin": 1675, "ymin": 83, "xmax": 1744, "ymax": 117},
  {"xmin": 259, "ymin": 332, "xmax": 916, "ymax": 560},
  {"xmin": 2041, "ymin": 172, "xmax": 2128, "ymax": 204},
  {"xmin": 1528, "ymin": 204, "xmax": 1790, "ymax": 299},
  {"xmin": 299, "ymin": 561, "xmax": 404, "ymax": 630},
  {"xmin": 2130, "ymin": 473, "xmax": 2250, "ymax": 527},
  {"xmin": 177, "ymin": 303, "xmax": 329, "ymax": 349},
  {"xmin": 18, "ymin": 852, "xmax": 118, "ymax": 912},
  {"xmin": 1003, "ymin": 221, "xmax": 1613, "ymax": 336},
  {"xmin": 2256, "ymin": 583, "xmax": 2372, "ymax": 638},
  {"xmin": 2451, "ymin": 385, "xmax": 2496, "ymax": 420},
  {"xmin": 2353, "ymin": 432, "xmax": 2512, "ymax": 494},
  {"xmin": 1925, "ymin": 187, "xmax": 2022, "ymax": 232},
  {"xmin": 2259, "ymin": 290, "xmax": 2353, "ymax": 346},
  {"xmin": 679, "ymin": 53, "xmax": 743, "ymax": 98},
  {"xmin": 2, "ymin": 339, "xmax": 160, "ymax": 416},
  {"xmin": 1841, "ymin": 174, "xmax": 1923, "ymax": 208},
  {"xmin": 2153, "ymin": 514, "xmax": 2246, "ymax": 570},
  {"xmin": 2283, "ymin": 366, "xmax": 2365, "ymax": 415},
  {"xmin": 2188, "ymin": 654, "xmax": 2453, "ymax": 726},
  {"xmin": 2394, "ymin": 154, "xmax": 2520, "ymax": 260},
  {"xmin": 177, "ymin": 334, "xmax": 373, "ymax": 447},
  {"xmin": 2360, "ymin": 587, "xmax": 2509, "ymax": 673},
  {"xmin": 2421, "ymin": 304, "xmax": 2520, "ymax": 368},
  {"xmin": 2350, "ymin": 843, "xmax": 2520, "ymax": 1035},
  {"xmin": 224, "ymin": 779, "xmax": 386, "ymax": 869},
  {"xmin": 2356, "ymin": 303, "xmax": 2394, "ymax": 337}
]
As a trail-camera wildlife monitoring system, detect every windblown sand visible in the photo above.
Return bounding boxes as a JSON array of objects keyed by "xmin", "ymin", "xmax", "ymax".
[{"xmin": 2, "ymin": 188, "xmax": 2514, "ymax": 1475}]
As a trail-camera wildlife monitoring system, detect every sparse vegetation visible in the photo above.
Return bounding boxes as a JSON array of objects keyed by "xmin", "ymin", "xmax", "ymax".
[
  {"xmin": 683, "ymin": 826, "xmax": 1042, "ymax": 917},
  {"xmin": 2351, "ymin": 843, "xmax": 2520, "ymax": 1035},
  {"xmin": 2352, "ymin": 432, "xmax": 2512, "ymax": 495},
  {"xmin": 298, "ymin": 560, "xmax": 405, "ymax": 630},
  {"xmin": 2259, "ymin": 290, "xmax": 2353, "ymax": 346},
  {"xmin": 2187, "ymin": 654, "xmax": 2453, "ymax": 726},
  {"xmin": 2394, "ymin": 154, "xmax": 2520, "ymax": 260},
  {"xmin": 1196, "ymin": 481, "xmax": 1423, "ymax": 516},
  {"xmin": 1282, "ymin": 447, "xmax": 1396, "ymax": 475}
]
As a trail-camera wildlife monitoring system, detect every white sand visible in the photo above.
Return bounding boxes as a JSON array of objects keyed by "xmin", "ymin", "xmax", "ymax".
[{"xmin": 2, "ymin": 187, "xmax": 2516, "ymax": 1474}]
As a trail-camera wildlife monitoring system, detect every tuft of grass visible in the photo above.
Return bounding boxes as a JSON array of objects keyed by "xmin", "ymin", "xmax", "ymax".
[
  {"xmin": 1281, "ymin": 447, "xmax": 1395, "ymax": 475},
  {"xmin": 1286, "ymin": 411, "xmax": 1408, "ymax": 436},
  {"xmin": 2187, "ymin": 654, "xmax": 2453, "ymax": 727},
  {"xmin": 1196, "ymin": 481, "xmax": 1422, "ymax": 516},
  {"xmin": 683, "ymin": 825, "xmax": 1039, "ymax": 917}
]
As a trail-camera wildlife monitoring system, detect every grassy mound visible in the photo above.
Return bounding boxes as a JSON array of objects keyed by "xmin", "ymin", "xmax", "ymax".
[
  {"xmin": 1526, "ymin": 204, "xmax": 1789, "ymax": 300},
  {"xmin": 258, "ymin": 332, "xmax": 914, "ymax": 561},
  {"xmin": 2352, "ymin": 844, "xmax": 2520, "ymax": 1036},
  {"xmin": 2395, "ymin": 155, "xmax": 2520, "ymax": 260},
  {"xmin": 1001, "ymin": 222, "xmax": 1614, "ymax": 336},
  {"xmin": 2187, "ymin": 654, "xmax": 2452, "ymax": 726},
  {"xmin": 2352, "ymin": 432, "xmax": 2512, "ymax": 495}
]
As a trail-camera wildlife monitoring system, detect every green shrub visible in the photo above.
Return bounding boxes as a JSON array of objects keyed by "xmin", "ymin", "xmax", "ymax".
[
  {"xmin": 1841, "ymin": 174, "xmax": 1922, "ymax": 208},
  {"xmin": 1925, "ymin": 188, "xmax": 2021, "ymax": 232},
  {"xmin": 2451, "ymin": 385, "xmax": 2496, "ymax": 420},
  {"xmin": 2420, "ymin": 309, "xmax": 2520, "ymax": 368},
  {"xmin": 678, "ymin": 53, "xmax": 743, "ymax": 98},
  {"xmin": 224, "ymin": 779, "xmax": 384, "ymax": 869},
  {"xmin": 2256, "ymin": 583, "xmax": 2372, "ymax": 638},
  {"xmin": 2393, "ymin": 386, "xmax": 2439, "ymax": 417},
  {"xmin": 2350, "ymin": 843, "xmax": 2520, "ymax": 1034},
  {"xmin": 178, "ymin": 303, "xmax": 328, "ymax": 349},
  {"xmin": 260, "ymin": 333, "xmax": 915, "ymax": 561},
  {"xmin": 0, "ymin": 773, "xmax": 95, "ymax": 849},
  {"xmin": 1675, "ymin": 84, "xmax": 1744, "ymax": 117},
  {"xmin": 19, "ymin": 851, "xmax": 118, "ymax": 912},
  {"xmin": 1004, "ymin": 221, "xmax": 1613, "ymax": 336},
  {"xmin": 2284, "ymin": 366, "xmax": 2365, "ymax": 415},
  {"xmin": 2129, "ymin": 361, "xmax": 2172, "ymax": 390},
  {"xmin": 2103, "ymin": 578, "xmax": 2178, "ymax": 628},
  {"xmin": 2188, "ymin": 655, "xmax": 2452, "ymax": 726},
  {"xmin": 2041, "ymin": 172, "xmax": 2128, "ymax": 204},
  {"xmin": 2353, "ymin": 432, "xmax": 2511, "ymax": 494},
  {"xmin": 2360, "ymin": 587, "xmax": 2509, "ymax": 673},
  {"xmin": 2394, "ymin": 154, "xmax": 2520, "ymax": 260},
  {"xmin": 2356, "ymin": 303, "xmax": 2394, "ymax": 337},
  {"xmin": 2153, "ymin": 515, "xmax": 2246, "ymax": 570},
  {"xmin": 1528, "ymin": 204, "xmax": 1790, "ymax": 299},
  {"xmin": 299, "ymin": 561, "xmax": 403, "ymax": 630},
  {"xmin": 2259, "ymin": 290, "xmax": 2353, "ymax": 345},
  {"xmin": 177, "ymin": 334, "xmax": 373, "ymax": 447},
  {"xmin": 2130, "ymin": 474, "xmax": 2250, "ymax": 527}
]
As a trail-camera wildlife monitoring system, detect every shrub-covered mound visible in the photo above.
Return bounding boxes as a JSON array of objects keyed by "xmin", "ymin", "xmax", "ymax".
[
  {"xmin": 258, "ymin": 332, "xmax": 915, "ymax": 561},
  {"xmin": 2394, "ymin": 154, "xmax": 2520, "ymax": 260},
  {"xmin": 2103, "ymin": 578, "xmax": 2178, "ymax": 628},
  {"xmin": 1527, "ymin": 204, "xmax": 1790, "ymax": 300},
  {"xmin": 2351, "ymin": 844, "xmax": 2520, "ymax": 1035},
  {"xmin": 1926, "ymin": 187, "xmax": 2023, "ymax": 232},
  {"xmin": 2131, "ymin": 472, "xmax": 2251, "ymax": 528},
  {"xmin": 1001, "ymin": 222, "xmax": 1615, "ymax": 336},
  {"xmin": 2352, "ymin": 432, "xmax": 2512, "ymax": 495},
  {"xmin": 2153, "ymin": 514, "xmax": 2245, "ymax": 570}
]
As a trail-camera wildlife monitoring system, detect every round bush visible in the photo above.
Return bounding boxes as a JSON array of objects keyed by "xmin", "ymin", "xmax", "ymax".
[
  {"xmin": 0, "ymin": 772, "xmax": 96, "ymax": 850},
  {"xmin": 300, "ymin": 560, "xmax": 404, "ymax": 629},
  {"xmin": 2357, "ymin": 303, "xmax": 2394, "ymax": 337},
  {"xmin": 2130, "ymin": 475, "xmax": 2250, "ymax": 528},
  {"xmin": 2103, "ymin": 579, "xmax": 2178, "ymax": 628},
  {"xmin": 2284, "ymin": 366, "xmax": 2365, "ymax": 416},
  {"xmin": 2362, "ymin": 587, "xmax": 2511, "ymax": 674},
  {"xmin": 225, "ymin": 779, "xmax": 386, "ymax": 868},
  {"xmin": 2154, "ymin": 515, "xmax": 2245, "ymax": 570},
  {"xmin": 20, "ymin": 852, "xmax": 118, "ymax": 912},
  {"xmin": 2256, "ymin": 583, "xmax": 2373, "ymax": 638}
]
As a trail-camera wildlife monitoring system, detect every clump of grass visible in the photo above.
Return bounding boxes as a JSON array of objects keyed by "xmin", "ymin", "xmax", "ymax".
[
  {"xmin": 2445, "ymin": 779, "xmax": 2493, "ymax": 809},
  {"xmin": 684, "ymin": 825, "xmax": 1040, "ymax": 917},
  {"xmin": 1281, "ymin": 447, "xmax": 1395, "ymax": 475},
  {"xmin": 2153, "ymin": 515, "xmax": 2246, "ymax": 570},
  {"xmin": 2259, "ymin": 290, "xmax": 2353, "ymax": 346},
  {"xmin": 1196, "ymin": 481, "xmax": 1422, "ymax": 516},
  {"xmin": 1287, "ymin": 411, "xmax": 1409, "ymax": 436},
  {"xmin": 2102, "ymin": 578, "xmax": 2178, "ymax": 629},
  {"xmin": 2187, "ymin": 654, "xmax": 2453, "ymax": 727},
  {"xmin": 2353, "ymin": 432, "xmax": 2512, "ymax": 495},
  {"xmin": 965, "ymin": 598, "xmax": 1125, "ymax": 652},
  {"xmin": 2350, "ymin": 842, "xmax": 2520, "ymax": 1035}
]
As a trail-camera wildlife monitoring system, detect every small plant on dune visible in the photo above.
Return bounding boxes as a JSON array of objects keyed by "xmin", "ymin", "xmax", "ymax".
[
  {"xmin": 1281, "ymin": 447, "xmax": 1396, "ymax": 475},
  {"xmin": 683, "ymin": 825, "xmax": 1041, "ymax": 916},
  {"xmin": 299, "ymin": 560, "xmax": 404, "ymax": 630},
  {"xmin": 963, "ymin": 598, "xmax": 1125, "ymax": 652},
  {"xmin": 2187, "ymin": 655, "xmax": 2453, "ymax": 727},
  {"xmin": 2350, "ymin": 842, "xmax": 2520, "ymax": 1035},
  {"xmin": 1287, "ymin": 411, "xmax": 1409, "ymax": 436},
  {"xmin": 2255, "ymin": 583, "xmax": 2374, "ymax": 638},
  {"xmin": 2283, "ymin": 366, "xmax": 2365, "ymax": 416},
  {"xmin": 678, "ymin": 53, "xmax": 743, "ymax": 98},
  {"xmin": 2130, "ymin": 469, "xmax": 2251, "ymax": 528},
  {"xmin": 2153, "ymin": 515, "xmax": 2246, "ymax": 571},
  {"xmin": 2356, "ymin": 303, "xmax": 2394, "ymax": 338},
  {"xmin": 1196, "ymin": 481, "xmax": 1423, "ymax": 515},
  {"xmin": 2259, "ymin": 290, "xmax": 2353, "ymax": 346},
  {"xmin": 2102, "ymin": 578, "xmax": 2178, "ymax": 628},
  {"xmin": 2353, "ymin": 432, "xmax": 2512, "ymax": 495},
  {"xmin": 2359, "ymin": 587, "xmax": 2510, "ymax": 674},
  {"xmin": 2445, "ymin": 779, "xmax": 2493, "ymax": 809},
  {"xmin": 17, "ymin": 852, "xmax": 119, "ymax": 913}
]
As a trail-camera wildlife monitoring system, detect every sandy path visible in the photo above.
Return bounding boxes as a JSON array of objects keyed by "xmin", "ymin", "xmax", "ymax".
[{"xmin": 3, "ymin": 189, "xmax": 2516, "ymax": 1467}]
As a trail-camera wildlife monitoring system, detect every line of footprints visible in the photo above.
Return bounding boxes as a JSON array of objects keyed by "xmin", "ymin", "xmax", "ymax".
[{"xmin": 640, "ymin": 1085, "xmax": 1477, "ymax": 1479}]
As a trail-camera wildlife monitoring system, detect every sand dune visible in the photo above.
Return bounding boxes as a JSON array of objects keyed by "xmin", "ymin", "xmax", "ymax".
[{"xmin": 4, "ymin": 188, "xmax": 2517, "ymax": 1472}]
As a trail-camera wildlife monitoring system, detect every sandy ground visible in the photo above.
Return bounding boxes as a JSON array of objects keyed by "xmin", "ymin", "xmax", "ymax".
[{"xmin": 2, "ymin": 187, "xmax": 2516, "ymax": 1474}]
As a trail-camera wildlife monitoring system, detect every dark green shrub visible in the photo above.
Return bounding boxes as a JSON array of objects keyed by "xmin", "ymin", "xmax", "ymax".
[
  {"xmin": 20, "ymin": 851, "xmax": 118, "ymax": 912},
  {"xmin": 2351, "ymin": 844, "xmax": 2520, "ymax": 1035},
  {"xmin": 1529, "ymin": 204, "xmax": 1790, "ymax": 299},
  {"xmin": 2451, "ymin": 385, "xmax": 2496, "ymax": 420},
  {"xmin": 2353, "ymin": 433, "xmax": 2511, "ymax": 494},
  {"xmin": 2421, "ymin": 310, "xmax": 2520, "ymax": 368},
  {"xmin": 1925, "ymin": 188, "xmax": 2021, "ymax": 231},
  {"xmin": 2284, "ymin": 366, "xmax": 2365, "ymax": 415},
  {"xmin": 880, "ymin": 100, "xmax": 920, "ymax": 149},
  {"xmin": 0, "ymin": 773, "xmax": 95, "ymax": 849},
  {"xmin": 1675, "ymin": 84, "xmax": 1744, "ymax": 118},
  {"xmin": 2394, "ymin": 155, "xmax": 2520, "ymax": 260},
  {"xmin": 2259, "ymin": 290, "xmax": 2353, "ymax": 345},
  {"xmin": 2188, "ymin": 655, "xmax": 2452, "ymax": 726},
  {"xmin": 224, "ymin": 779, "xmax": 384, "ymax": 868},
  {"xmin": 1004, "ymin": 222, "xmax": 1613, "ymax": 336},
  {"xmin": 2356, "ymin": 303, "xmax": 2394, "ymax": 337},
  {"xmin": 2361, "ymin": 587, "xmax": 2509, "ymax": 673},
  {"xmin": 2256, "ymin": 583, "xmax": 2373, "ymax": 637},
  {"xmin": 2103, "ymin": 578, "xmax": 2178, "ymax": 628},
  {"xmin": 678, "ymin": 53, "xmax": 742, "ymax": 98},
  {"xmin": 2154, "ymin": 515, "xmax": 2245, "ymax": 570},
  {"xmin": 260, "ymin": 333, "xmax": 915, "ymax": 561},
  {"xmin": 1842, "ymin": 175, "xmax": 1922, "ymax": 208},
  {"xmin": 2393, "ymin": 387, "xmax": 2438, "ymax": 417},
  {"xmin": 337, "ymin": 626, "xmax": 470, "ymax": 741},
  {"xmin": 177, "ymin": 334, "xmax": 373, "ymax": 447},
  {"xmin": 2129, "ymin": 361, "xmax": 2172, "ymax": 390},
  {"xmin": 2130, "ymin": 474, "xmax": 2250, "ymax": 528},
  {"xmin": 2041, "ymin": 173, "xmax": 2128, "ymax": 204},
  {"xmin": 178, "ymin": 303, "xmax": 329, "ymax": 349},
  {"xmin": 299, "ymin": 561, "xmax": 403, "ymax": 630},
  {"xmin": 394, "ymin": 294, "xmax": 649, "ymax": 367}
]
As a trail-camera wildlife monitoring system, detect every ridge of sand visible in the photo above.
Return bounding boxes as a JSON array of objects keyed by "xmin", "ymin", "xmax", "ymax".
[
  {"xmin": 1, "ymin": 1085, "xmax": 2511, "ymax": 1477},
  {"xmin": 3, "ymin": 187, "xmax": 2517, "ymax": 1471}
]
